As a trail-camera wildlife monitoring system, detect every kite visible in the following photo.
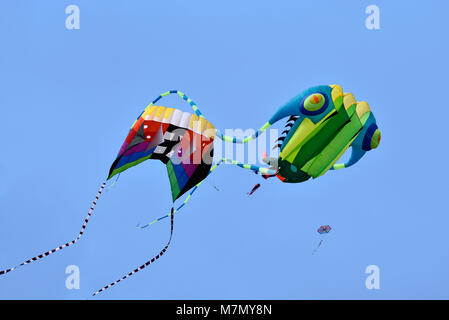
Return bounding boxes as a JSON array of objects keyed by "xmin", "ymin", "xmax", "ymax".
[
  {"xmin": 247, "ymin": 183, "xmax": 261, "ymax": 196},
  {"xmin": 318, "ymin": 225, "xmax": 332, "ymax": 234},
  {"xmin": 255, "ymin": 85, "xmax": 381, "ymax": 183},
  {"xmin": 313, "ymin": 225, "xmax": 332, "ymax": 255},
  {"xmin": 0, "ymin": 85, "xmax": 380, "ymax": 296}
]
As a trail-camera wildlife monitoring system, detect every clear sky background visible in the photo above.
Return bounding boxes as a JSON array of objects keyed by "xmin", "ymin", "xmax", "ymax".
[{"xmin": 0, "ymin": 0, "xmax": 448, "ymax": 299}]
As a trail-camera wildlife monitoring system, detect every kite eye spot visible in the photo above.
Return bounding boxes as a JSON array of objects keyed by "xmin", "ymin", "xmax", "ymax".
[
  {"xmin": 370, "ymin": 129, "xmax": 381, "ymax": 149},
  {"xmin": 146, "ymin": 135, "xmax": 151, "ymax": 139},
  {"xmin": 362, "ymin": 124, "xmax": 381, "ymax": 151},
  {"xmin": 144, "ymin": 125, "xmax": 148, "ymax": 129},
  {"xmin": 177, "ymin": 148, "xmax": 183, "ymax": 157},
  {"xmin": 300, "ymin": 93, "xmax": 328, "ymax": 115}
]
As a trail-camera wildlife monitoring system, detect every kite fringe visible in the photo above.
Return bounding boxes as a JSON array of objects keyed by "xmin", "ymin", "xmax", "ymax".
[
  {"xmin": 0, "ymin": 182, "xmax": 106, "ymax": 276},
  {"xmin": 93, "ymin": 208, "xmax": 175, "ymax": 296}
]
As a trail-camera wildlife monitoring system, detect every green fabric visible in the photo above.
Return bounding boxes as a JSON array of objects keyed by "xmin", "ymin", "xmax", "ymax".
[
  {"xmin": 346, "ymin": 104, "xmax": 357, "ymax": 117},
  {"xmin": 166, "ymin": 161, "xmax": 180, "ymax": 202},
  {"xmin": 281, "ymin": 117, "xmax": 317, "ymax": 162},
  {"xmin": 305, "ymin": 112, "xmax": 363, "ymax": 178},
  {"xmin": 108, "ymin": 154, "xmax": 153, "ymax": 180},
  {"xmin": 333, "ymin": 96, "xmax": 344, "ymax": 110},
  {"xmin": 359, "ymin": 111, "xmax": 371, "ymax": 125},
  {"xmin": 371, "ymin": 129, "xmax": 381, "ymax": 149},
  {"xmin": 276, "ymin": 159, "xmax": 310, "ymax": 183},
  {"xmin": 280, "ymin": 118, "xmax": 306, "ymax": 155},
  {"xmin": 290, "ymin": 102, "xmax": 350, "ymax": 171},
  {"xmin": 333, "ymin": 163, "xmax": 346, "ymax": 170}
]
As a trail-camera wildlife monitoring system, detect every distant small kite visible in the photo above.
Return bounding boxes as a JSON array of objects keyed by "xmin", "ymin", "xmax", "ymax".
[
  {"xmin": 318, "ymin": 225, "xmax": 332, "ymax": 234},
  {"xmin": 247, "ymin": 183, "xmax": 261, "ymax": 196},
  {"xmin": 313, "ymin": 225, "xmax": 332, "ymax": 255}
]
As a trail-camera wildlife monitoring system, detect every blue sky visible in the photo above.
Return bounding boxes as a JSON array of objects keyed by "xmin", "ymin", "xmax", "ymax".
[{"xmin": 0, "ymin": 0, "xmax": 448, "ymax": 299}]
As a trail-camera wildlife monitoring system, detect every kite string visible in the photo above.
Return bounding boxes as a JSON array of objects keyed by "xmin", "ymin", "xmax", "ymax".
[
  {"xmin": 312, "ymin": 240, "xmax": 323, "ymax": 255},
  {"xmin": 93, "ymin": 208, "xmax": 175, "ymax": 296},
  {"xmin": 137, "ymin": 158, "xmax": 275, "ymax": 230},
  {"xmin": 144, "ymin": 90, "xmax": 272, "ymax": 144},
  {"xmin": 136, "ymin": 161, "xmax": 223, "ymax": 229},
  {"xmin": 0, "ymin": 182, "xmax": 106, "ymax": 276}
]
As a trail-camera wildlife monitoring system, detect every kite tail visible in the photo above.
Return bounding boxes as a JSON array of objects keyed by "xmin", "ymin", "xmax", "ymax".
[
  {"xmin": 144, "ymin": 90, "xmax": 272, "ymax": 144},
  {"xmin": 0, "ymin": 182, "xmax": 106, "ymax": 276},
  {"xmin": 312, "ymin": 240, "xmax": 323, "ymax": 255},
  {"xmin": 93, "ymin": 208, "xmax": 175, "ymax": 296}
]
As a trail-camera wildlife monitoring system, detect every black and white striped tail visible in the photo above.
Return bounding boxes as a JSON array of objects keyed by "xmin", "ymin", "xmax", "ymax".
[
  {"xmin": 93, "ymin": 208, "xmax": 175, "ymax": 296},
  {"xmin": 0, "ymin": 182, "xmax": 106, "ymax": 276}
]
